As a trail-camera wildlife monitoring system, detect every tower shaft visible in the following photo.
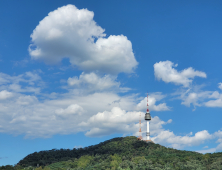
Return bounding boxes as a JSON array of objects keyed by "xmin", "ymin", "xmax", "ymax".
[{"xmin": 146, "ymin": 121, "xmax": 150, "ymax": 140}]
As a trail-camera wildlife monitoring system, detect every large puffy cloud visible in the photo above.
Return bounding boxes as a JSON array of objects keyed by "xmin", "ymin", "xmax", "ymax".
[
  {"xmin": 0, "ymin": 72, "xmax": 135, "ymax": 137},
  {"xmin": 0, "ymin": 88, "xmax": 218, "ymax": 150},
  {"xmin": 79, "ymin": 107, "xmax": 140, "ymax": 137},
  {"xmin": 29, "ymin": 5, "xmax": 138, "ymax": 74},
  {"xmin": 154, "ymin": 61, "xmax": 206, "ymax": 87},
  {"xmin": 0, "ymin": 93, "xmax": 87, "ymax": 137},
  {"xmin": 79, "ymin": 107, "xmax": 172, "ymax": 137},
  {"xmin": 0, "ymin": 72, "xmax": 170, "ymax": 138},
  {"xmin": 0, "ymin": 91, "xmax": 143, "ymax": 138}
]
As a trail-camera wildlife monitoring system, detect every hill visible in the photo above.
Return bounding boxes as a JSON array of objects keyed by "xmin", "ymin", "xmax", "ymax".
[{"xmin": 1, "ymin": 136, "xmax": 222, "ymax": 169}]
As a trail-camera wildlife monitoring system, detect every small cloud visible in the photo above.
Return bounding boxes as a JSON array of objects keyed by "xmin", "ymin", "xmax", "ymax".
[
  {"xmin": 67, "ymin": 72, "xmax": 120, "ymax": 91},
  {"xmin": 55, "ymin": 104, "xmax": 83, "ymax": 116},
  {"xmin": 13, "ymin": 58, "xmax": 29, "ymax": 67},
  {"xmin": 74, "ymin": 145, "xmax": 82, "ymax": 149},
  {"xmin": 167, "ymin": 119, "xmax": 172, "ymax": 124},
  {"xmin": 196, "ymin": 148, "xmax": 216, "ymax": 154},
  {"xmin": 218, "ymin": 83, "xmax": 222, "ymax": 90},
  {"xmin": 203, "ymin": 146, "xmax": 208, "ymax": 148},
  {"xmin": 154, "ymin": 61, "xmax": 206, "ymax": 87},
  {"xmin": 205, "ymin": 99, "xmax": 222, "ymax": 108},
  {"xmin": 66, "ymin": 72, "xmax": 129, "ymax": 93}
]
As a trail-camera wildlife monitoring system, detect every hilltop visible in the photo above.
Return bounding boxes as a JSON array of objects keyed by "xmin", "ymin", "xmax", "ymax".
[{"xmin": 1, "ymin": 136, "xmax": 222, "ymax": 169}]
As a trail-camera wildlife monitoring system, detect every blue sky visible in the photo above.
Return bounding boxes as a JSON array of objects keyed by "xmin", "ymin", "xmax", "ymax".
[{"xmin": 1, "ymin": 0, "xmax": 222, "ymax": 166}]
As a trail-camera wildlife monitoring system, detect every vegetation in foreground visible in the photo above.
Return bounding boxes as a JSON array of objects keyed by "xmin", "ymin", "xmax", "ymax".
[{"xmin": 1, "ymin": 136, "xmax": 222, "ymax": 169}]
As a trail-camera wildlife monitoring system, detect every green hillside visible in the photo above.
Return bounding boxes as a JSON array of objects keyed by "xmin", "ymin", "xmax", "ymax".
[{"xmin": 1, "ymin": 136, "xmax": 222, "ymax": 170}]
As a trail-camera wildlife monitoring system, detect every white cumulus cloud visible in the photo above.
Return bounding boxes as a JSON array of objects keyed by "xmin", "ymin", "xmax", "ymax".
[
  {"xmin": 196, "ymin": 131, "xmax": 222, "ymax": 153},
  {"xmin": 175, "ymin": 88, "xmax": 222, "ymax": 109},
  {"xmin": 205, "ymin": 92, "xmax": 222, "ymax": 108},
  {"xmin": 79, "ymin": 107, "xmax": 172, "ymax": 137},
  {"xmin": 172, "ymin": 84, "xmax": 217, "ymax": 110},
  {"xmin": 154, "ymin": 61, "xmax": 206, "ymax": 87},
  {"xmin": 0, "ymin": 71, "xmax": 170, "ymax": 138},
  {"xmin": 67, "ymin": 72, "xmax": 123, "ymax": 92},
  {"xmin": 196, "ymin": 148, "xmax": 217, "ymax": 154},
  {"xmin": 55, "ymin": 104, "xmax": 83, "ymax": 115},
  {"xmin": 152, "ymin": 130, "xmax": 212, "ymax": 149},
  {"xmin": 214, "ymin": 130, "xmax": 222, "ymax": 138},
  {"xmin": 205, "ymin": 99, "xmax": 222, "ymax": 107},
  {"xmin": 16, "ymin": 95, "xmax": 38, "ymax": 105},
  {"xmin": 79, "ymin": 107, "xmax": 141, "ymax": 137},
  {"xmin": 29, "ymin": 4, "xmax": 138, "ymax": 74},
  {"xmin": 209, "ymin": 91, "xmax": 220, "ymax": 99},
  {"xmin": 181, "ymin": 91, "xmax": 211, "ymax": 108},
  {"xmin": 0, "ymin": 71, "xmax": 43, "ymax": 94},
  {"xmin": 0, "ymin": 90, "xmax": 13, "ymax": 100}
]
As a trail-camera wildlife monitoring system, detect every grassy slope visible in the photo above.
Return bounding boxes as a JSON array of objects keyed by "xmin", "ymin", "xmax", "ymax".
[{"xmin": 15, "ymin": 136, "xmax": 222, "ymax": 169}]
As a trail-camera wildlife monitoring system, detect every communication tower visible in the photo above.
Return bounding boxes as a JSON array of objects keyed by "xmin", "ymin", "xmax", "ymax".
[
  {"xmin": 137, "ymin": 112, "xmax": 143, "ymax": 140},
  {"xmin": 145, "ymin": 93, "xmax": 152, "ymax": 142}
]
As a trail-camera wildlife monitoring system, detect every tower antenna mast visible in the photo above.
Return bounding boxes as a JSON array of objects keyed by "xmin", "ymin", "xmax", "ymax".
[{"xmin": 147, "ymin": 93, "xmax": 149, "ymax": 113}]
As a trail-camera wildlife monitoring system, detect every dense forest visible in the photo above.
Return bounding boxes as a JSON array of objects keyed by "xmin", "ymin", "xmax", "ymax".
[{"xmin": 1, "ymin": 136, "xmax": 222, "ymax": 169}]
